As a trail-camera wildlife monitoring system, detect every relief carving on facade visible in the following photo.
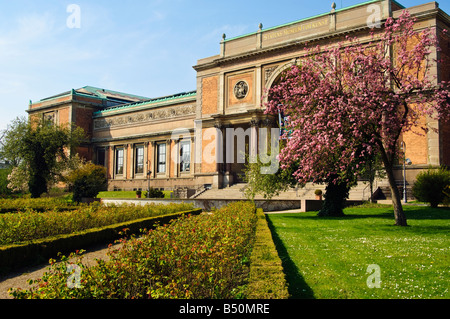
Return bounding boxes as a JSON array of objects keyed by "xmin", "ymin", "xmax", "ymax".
[
  {"xmin": 94, "ymin": 104, "xmax": 196, "ymax": 130},
  {"xmin": 264, "ymin": 66, "xmax": 279, "ymax": 84},
  {"xmin": 233, "ymin": 80, "xmax": 249, "ymax": 99}
]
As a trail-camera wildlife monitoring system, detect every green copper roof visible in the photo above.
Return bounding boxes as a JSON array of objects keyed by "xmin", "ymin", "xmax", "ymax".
[
  {"xmin": 92, "ymin": 90, "xmax": 197, "ymax": 117},
  {"xmin": 80, "ymin": 86, "xmax": 150, "ymax": 101},
  {"xmin": 33, "ymin": 85, "xmax": 149, "ymax": 105}
]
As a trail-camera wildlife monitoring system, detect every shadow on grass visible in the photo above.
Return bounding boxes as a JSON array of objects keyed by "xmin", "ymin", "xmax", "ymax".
[
  {"xmin": 278, "ymin": 206, "xmax": 450, "ymax": 222},
  {"xmin": 265, "ymin": 215, "xmax": 315, "ymax": 299}
]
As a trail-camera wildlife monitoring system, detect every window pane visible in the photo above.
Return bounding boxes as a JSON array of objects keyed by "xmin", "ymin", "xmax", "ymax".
[
  {"xmin": 180, "ymin": 141, "xmax": 190, "ymax": 172},
  {"xmin": 116, "ymin": 148, "xmax": 124, "ymax": 175},
  {"xmin": 135, "ymin": 146, "xmax": 144, "ymax": 174},
  {"xmin": 157, "ymin": 143, "xmax": 166, "ymax": 173}
]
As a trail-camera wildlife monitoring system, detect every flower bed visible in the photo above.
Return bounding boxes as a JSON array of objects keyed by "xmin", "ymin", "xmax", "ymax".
[
  {"xmin": 10, "ymin": 201, "xmax": 257, "ymax": 299},
  {"xmin": 0, "ymin": 202, "xmax": 194, "ymax": 245},
  {"xmin": 0, "ymin": 208, "xmax": 201, "ymax": 275}
]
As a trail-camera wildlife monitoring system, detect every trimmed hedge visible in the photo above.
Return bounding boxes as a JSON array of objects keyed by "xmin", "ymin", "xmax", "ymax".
[
  {"xmin": 0, "ymin": 208, "xmax": 201, "ymax": 274},
  {"xmin": 0, "ymin": 202, "xmax": 194, "ymax": 245},
  {"xmin": 0, "ymin": 197, "xmax": 77, "ymax": 214},
  {"xmin": 9, "ymin": 201, "xmax": 256, "ymax": 299},
  {"xmin": 246, "ymin": 209, "xmax": 289, "ymax": 299},
  {"xmin": 8, "ymin": 203, "xmax": 291, "ymax": 299}
]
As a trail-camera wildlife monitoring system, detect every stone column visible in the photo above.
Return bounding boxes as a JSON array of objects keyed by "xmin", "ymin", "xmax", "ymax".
[
  {"xmin": 223, "ymin": 124, "xmax": 233, "ymax": 187},
  {"xmin": 151, "ymin": 141, "xmax": 157, "ymax": 178},
  {"xmin": 166, "ymin": 139, "xmax": 172, "ymax": 178},
  {"xmin": 123, "ymin": 144, "xmax": 128, "ymax": 180},
  {"xmin": 214, "ymin": 123, "xmax": 224, "ymax": 173},
  {"xmin": 105, "ymin": 146, "xmax": 111, "ymax": 180},
  {"xmin": 129, "ymin": 143, "xmax": 134, "ymax": 179},
  {"xmin": 173, "ymin": 138, "xmax": 180, "ymax": 178},
  {"xmin": 250, "ymin": 118, "xmax": 260, "ymax": 160},
  {"xmin": 143, "ymin": 142, "xmax": 149, "ymax": 178},
  {"xmin": 214, "ymin": 123, "xmax": 224, "ymax": 189}
]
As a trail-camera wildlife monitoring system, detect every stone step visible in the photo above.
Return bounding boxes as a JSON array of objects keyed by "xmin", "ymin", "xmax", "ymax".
[{"xmin": 195, "ymin": 182, "xmax": 374, "ymax": 200}]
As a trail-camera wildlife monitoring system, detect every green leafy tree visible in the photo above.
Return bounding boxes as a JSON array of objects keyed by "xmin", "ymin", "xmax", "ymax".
[
  {"xmin": 0, "ymin": 116, "xmax": 85, "ymax": 198},
  {"xmin": 0, "ymin": 116, "xmax": 29, "ymax": 167},
  {"xmin": 0, "ymin": 168, "xmax": 13, "ymax": 197},
  {"xmin": 243, "ymin": 154, "xmax": 297, "ymax": 200},
  {"xmin": 66, "ymin": 162, "xmax": 107, "ymax": 202}
]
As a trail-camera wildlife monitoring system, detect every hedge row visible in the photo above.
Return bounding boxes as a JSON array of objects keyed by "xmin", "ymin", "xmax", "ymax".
[
  {"xmin": 0, "ymin": 208, "xmax": 202, "ymax": 275},
  {"xmin": 0, "ymin": 197, "xmax": 77, "ymax": 214},
  {"xmin": 9, "ymin": 201, "xmax": 257, "ymax": 299},
  {"xmin": 0, "ymin": 202, "xmax": 194, "ymax": 245},
  {"xmin": 246, "ymin": 209, "xmax": 289, "ymax": 299}
]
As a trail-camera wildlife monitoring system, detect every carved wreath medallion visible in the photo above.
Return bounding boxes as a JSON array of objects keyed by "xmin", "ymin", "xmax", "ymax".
[{"xmin": 233, "ymin": 80, "xmax": 249, "ymax": 99}]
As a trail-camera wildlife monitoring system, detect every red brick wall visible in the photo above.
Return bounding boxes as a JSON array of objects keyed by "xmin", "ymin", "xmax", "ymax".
[
  {"xmin": 75, "ymin": 106, "xmax": 94, "ymax": 138},
  {"xmin": 438, "ymin": 29, "xmax": 450, "ymax": 166}
]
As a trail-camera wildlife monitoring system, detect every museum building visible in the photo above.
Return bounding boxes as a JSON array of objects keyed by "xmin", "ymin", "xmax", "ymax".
[{"xmin": 26, "ymin": 0, "xmax": 450, "ymax": 195}]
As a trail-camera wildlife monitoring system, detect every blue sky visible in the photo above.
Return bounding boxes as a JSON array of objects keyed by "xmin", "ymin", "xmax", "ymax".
[{"xmin": 1, "ymin": 0, "xmax": 449, "ymax": 131}]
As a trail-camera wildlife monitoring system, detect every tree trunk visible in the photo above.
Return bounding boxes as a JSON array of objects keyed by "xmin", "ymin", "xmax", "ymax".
[
  {"xmin": 385, "ymin": 165, "xmax": 407, "ymax": 226},
  {"xmin": 28, "ymin": 172, "xmax": 47, "ymax": 198},
  {"xmin": 378, "ymin": 145, "xmax": 408, "ymax": 226},
  {"xmin": 318, "ymin": 179, "xmax": 349, "ymax": 217}
]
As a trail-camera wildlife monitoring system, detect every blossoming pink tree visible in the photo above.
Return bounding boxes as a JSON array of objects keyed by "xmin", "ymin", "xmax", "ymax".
[{"xmin": 265, "ymin": 11, "xmax": 450, "ymax": 226}]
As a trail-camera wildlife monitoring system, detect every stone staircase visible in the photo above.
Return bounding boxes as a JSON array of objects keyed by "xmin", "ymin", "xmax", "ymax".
[{"xmin": 194, "ymin": 181, "xmax": 375, "ymax": 201}]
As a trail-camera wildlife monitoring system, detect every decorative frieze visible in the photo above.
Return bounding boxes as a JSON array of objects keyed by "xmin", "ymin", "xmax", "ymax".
[{"xmin": 93, "ymin": 104, "xmax": 196, "ymax": 130}]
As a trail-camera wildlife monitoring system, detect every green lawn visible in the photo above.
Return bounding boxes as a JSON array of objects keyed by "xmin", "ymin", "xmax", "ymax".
[
  {"xmin": 267, "ymin": 204, "xmax": 449, "ymax": 299},
  {"xmin": 97, "ymin": 190, "xmax": 172, "ymax": 199}
]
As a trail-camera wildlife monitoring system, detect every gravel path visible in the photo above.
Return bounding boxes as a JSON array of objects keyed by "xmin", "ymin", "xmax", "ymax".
[{"xmin": 0, "ymin": 241, "xmax": 122, "ymax": 299}]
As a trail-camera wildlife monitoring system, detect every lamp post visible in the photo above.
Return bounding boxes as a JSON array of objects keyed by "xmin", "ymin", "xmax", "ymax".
[
  {"xmin": 147, "ymin": 160, "xmax": 152, "ymax": 198},
  {"xmin": 400, "ymin": 142, "xmax": 412, "ymax": 203}
]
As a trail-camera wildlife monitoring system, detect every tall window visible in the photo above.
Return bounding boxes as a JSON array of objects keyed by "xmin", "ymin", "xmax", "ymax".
[
  {"xmin": 157, "ymin": 143, "xmax": 166, "ymax": 174},
  {"xmin": 116, "ymin": 148, "xmax": 124, "ymax": 175},
  {"xmin": 180, "ymin": 140, "xmax": 190, "ymax": 173},
  {"xmin": 135, "ymin": 145, "xmax": 144, "ymax": 174},
  {"xmin": 97, "ymin": 148, "xmax": 106, "ymax": 167}
]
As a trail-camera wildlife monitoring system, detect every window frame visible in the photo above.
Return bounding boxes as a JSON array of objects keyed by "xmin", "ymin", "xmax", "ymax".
[
  {"xmin": 115, "ymin": 147, "xmax": 124, "ymax": 176},
  {"xmin": 156, "ymin": 143, "xmax": 166, "ymax": 174},
  {"xmin": 179, "ymin": 140, "xmax": 191, "ymax": 173},
  {"xmin": 134, "ymin": 145, "xmax": 145, "ymax": 175}
]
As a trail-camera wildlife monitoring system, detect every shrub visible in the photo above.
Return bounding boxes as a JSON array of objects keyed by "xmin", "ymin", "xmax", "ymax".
[
  {"xmin": 0, "ymin": 168, "xmax": 13, "ymax": 196},
  {"xmin": 0, "ymin": 197, "xmax": 76, "ymax": 214},
  {"xmin": 9, "ymin": 201, "xmax": 257, "ymax": 299},
  {"xmin": 412, "ymin": 167, "xmax": 450, "ymax": 208},
  {"xmin": 66, "ymin": 162, "xmax": 107, "ymax": 203},
  {"xmin": 0, "ymin": 207, "xmax": 201, "ymax": 274},
  {"xmin": 6, "ymin": 165, "xmax": 29, "ymax": 194},
  {"xmin": 444, "ymin": 185, "xmax": 450, "ymax": 206},
  {"xmin": 147, "ymin": 187, "xmax": 164, "ymax": 198}
]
